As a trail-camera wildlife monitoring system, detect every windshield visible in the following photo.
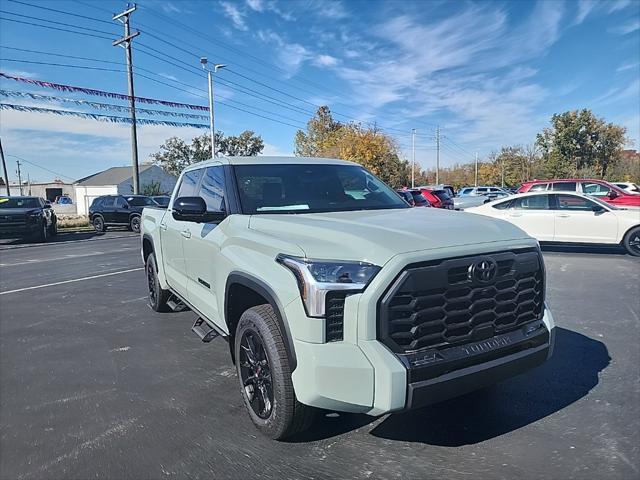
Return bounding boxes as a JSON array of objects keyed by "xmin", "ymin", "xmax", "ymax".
[
  {"xmin": 235, "ymin": 164, "xmax": 408, "ymax": 214},
  {"xmin": 126, "ymin": 196, "xmax": 156, "ymax": 206},
  {"xmin": 0, "ymin": 197, "xmax": 40, "ymax": 209}
]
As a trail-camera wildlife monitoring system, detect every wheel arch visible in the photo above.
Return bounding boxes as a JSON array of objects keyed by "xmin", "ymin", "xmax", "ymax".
[
  {"xmin": 225, "ymin": 272, "xmax": 297, "ymax": 370},
  {"xmin": 621, "ymin": 224, "xmax": 640, "ymax": 244},
  {"xmin": 142, "ymin": 233, "xmax": 154, "ymax": 262}
]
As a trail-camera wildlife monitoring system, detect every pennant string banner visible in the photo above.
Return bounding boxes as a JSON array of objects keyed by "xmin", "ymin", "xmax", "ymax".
[
  {"xmin": 0, "ymin": 72, "xmax": 209, "ymax": 111},
  {"xmin": 0, "ymin": 103, "xmax": 210, "ymax": 129},
  {"xmin": 0, "ymin": 90, "xmax": 211, "ymax": 120}
]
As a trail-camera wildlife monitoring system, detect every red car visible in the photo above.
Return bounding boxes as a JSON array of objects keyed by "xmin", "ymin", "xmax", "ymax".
[
  {"xmin": 418, "ymin": 187, "xmax": 454, "ymax": 209},
  {"xmin": 518, "ymin": 179, "xmax": 640, "ymax": 207}
]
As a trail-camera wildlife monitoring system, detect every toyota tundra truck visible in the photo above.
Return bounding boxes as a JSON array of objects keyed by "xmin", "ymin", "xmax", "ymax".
[{"xmin": 141, "ymin": 156, "xmax": 555, "ymax": 439}]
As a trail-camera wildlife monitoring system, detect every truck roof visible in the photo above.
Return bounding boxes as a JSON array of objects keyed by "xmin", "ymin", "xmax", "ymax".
[{"xmin": 182, "ymin": 156, "xmax": 357, "ymax": 171}]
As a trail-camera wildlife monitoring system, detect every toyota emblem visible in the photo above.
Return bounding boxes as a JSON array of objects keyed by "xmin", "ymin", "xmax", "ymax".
[{"xmin": 468, "ymin": 259, "xmax": 497, "ymax": 283}]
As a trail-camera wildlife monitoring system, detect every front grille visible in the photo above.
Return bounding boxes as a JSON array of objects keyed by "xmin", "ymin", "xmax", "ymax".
[
  {"xmin": 0, "ymin": 214, "xmax": 27, "ymax": 226},
  {"xmin": 378, "ymin": 249, "xmax": 544, "ymax": 353},
  {"xmin": 325, "ymin": 292, "xmax": 346, "ymax": 342}
]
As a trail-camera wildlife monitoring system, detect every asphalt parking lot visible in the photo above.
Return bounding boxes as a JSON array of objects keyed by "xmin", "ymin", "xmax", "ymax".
[{"xmin": 0, "ymin": 232, "xmax": 638, "ymax": 479}]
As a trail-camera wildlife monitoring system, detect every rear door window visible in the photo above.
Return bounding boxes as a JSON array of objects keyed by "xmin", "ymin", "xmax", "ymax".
[
  {"xmin": 114, "ymin": 197, "xmax": 128, "ymax": 209},
  {"xmin": 512, "ymin": 195, "xmax": 550, "ymax": 210}
]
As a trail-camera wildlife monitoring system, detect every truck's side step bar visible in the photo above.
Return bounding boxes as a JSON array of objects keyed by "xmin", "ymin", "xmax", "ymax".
[
  {"xmin": 192, "ymin": 318, "xmax": 220, "ymax": 343},
  {"xmin": 167, "ymin": 296, "xmax": 189, "ymax": 312}
]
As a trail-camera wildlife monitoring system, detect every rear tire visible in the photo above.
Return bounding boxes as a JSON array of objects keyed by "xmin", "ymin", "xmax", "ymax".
[
  {"xmin": 93, "ymin": 215, "xmax": 106, "ymax": 233},
  {"xmin": 49, "ymin": 220, "xmax": 57, "ymax": 237},
  {"xmin": 36, "ymin": 222, "xmax": 48, "ymax": 243},
  {"xmin": 623, "ymin": 226, "xmax": 640, "ymax": 257},
  {"xmin": 146, "ymin": 254, "xmax": 171, "ymax": 312},
  {"xmin": 235, "ymin": 305, "xmax": 315, "ymax": 440}
]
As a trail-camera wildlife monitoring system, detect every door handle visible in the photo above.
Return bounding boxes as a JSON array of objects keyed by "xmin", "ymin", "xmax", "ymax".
[
  {"xmin": 556, "ymin": 213, "xmax": 570, "ymax": 218},
  {"xmin": 159, "ymin": 223, "xmax": 167, "ymax": 231},
  {"xmin": 180, "ymin": 230, "xmax": 191, "ymax": 239},
  {"xmin": 509, "ymin": 212, "xmax": 523, "ymax": 217}
]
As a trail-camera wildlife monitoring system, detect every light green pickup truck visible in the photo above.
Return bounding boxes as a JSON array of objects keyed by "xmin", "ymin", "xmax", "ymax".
[{"xmin": 141, "ymin": 156, "xmax": 555, "ymax": 439}]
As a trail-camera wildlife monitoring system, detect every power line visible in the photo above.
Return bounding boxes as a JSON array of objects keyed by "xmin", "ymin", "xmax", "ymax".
[
  {"xmin": 0, "ymin": 9, "xmax": 117, "ymax": 36},
  {"xmin": 6, "ymin": 154, "xmax": 76, "ymax": 182},
  {"xmin": 0, "ymin": 17, "xmax": 114, "ymax": 40},
  {"xmin": 6, "ymin": 0, "xmax": 117, "ymax": 26}
]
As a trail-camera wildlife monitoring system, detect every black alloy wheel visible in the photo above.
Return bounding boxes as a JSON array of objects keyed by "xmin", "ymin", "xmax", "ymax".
[
  {"xmin": 93, "ymin": 216, "xmax": 105, "ymax": 232},
  {"xmin": 624, "ymin": 227, "xmax": 640, "ymax": 257},
  {"xmin": 130, "ymin": 215, "xmax": 141, "ymax": 233},
  {"xmin": 239, "ymin": 329, "xmax": 274, "ymax": 419}
]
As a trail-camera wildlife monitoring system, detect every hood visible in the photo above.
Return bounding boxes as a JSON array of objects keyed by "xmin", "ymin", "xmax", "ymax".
[
  {"xmin": 0, "ymin": 208, "xmax": 41, "ymax": 215},
  {"xmin": 249, "ymin": 207, "xmax": 531, "ymax": 266}
]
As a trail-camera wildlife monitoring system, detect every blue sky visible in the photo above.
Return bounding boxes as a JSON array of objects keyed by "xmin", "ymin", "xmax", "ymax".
[{"xmin": 0, "ymin": 0, "xmax": 638, "ymax": 183}]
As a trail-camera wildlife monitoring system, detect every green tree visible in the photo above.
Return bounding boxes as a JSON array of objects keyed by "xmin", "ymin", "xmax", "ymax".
[
  {"xmin": 140, "ymin": 180, "xmax": 163, "ymax": 196},
  {"xmin": 151, "ymin": 131, "xmax": 264, "ymax": 176},
  {"xmin": 294, "ymin": 107, "xmax": 409, "ymax": 186},
  {"xmin": 536, "ymin": 109, "xmax": 627, "ymax": 177},
  {"xmin": 294, "ymin": 106, "xmax": 342, "ymax": 157}
]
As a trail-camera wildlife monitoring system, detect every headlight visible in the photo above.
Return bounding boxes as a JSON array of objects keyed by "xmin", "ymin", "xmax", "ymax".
[{"xmin": 276, "ymin": 254, "xmax": 380, "ymax": 318}]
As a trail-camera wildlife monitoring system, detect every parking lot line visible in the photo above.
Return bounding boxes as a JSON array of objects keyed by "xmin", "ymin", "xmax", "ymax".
[
  {"xmin": 0, "ymin": 249, "xmax": 139, "ymax": 267},
  {"xmin": 0, "ymin": 267, "xmax": 144, "ymax": 296}
]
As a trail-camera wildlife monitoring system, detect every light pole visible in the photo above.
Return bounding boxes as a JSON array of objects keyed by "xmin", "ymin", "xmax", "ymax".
[
  {"xmin": 411, "ymin": 129, "xmax": 416, "ymax": 188},
  {"xmin": 200, "ymin": 57, "xmax": 226, "ymax": 158}
]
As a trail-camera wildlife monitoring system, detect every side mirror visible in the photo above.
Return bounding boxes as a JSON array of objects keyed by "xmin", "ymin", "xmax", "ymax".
[
  {"xmin": 43, "ymin": 202, "xmax": 52, "ymax": 209},
  {"xmin": 592, "ymin": 204, "xmax": 606, "ymax": 213},
  {"xmin": 172, "ymin": 196, "xmax": 226, "ymax": 223},
  {"xmin": 608, "ymin": 190, "xmax": 619, "ymax": 199}
]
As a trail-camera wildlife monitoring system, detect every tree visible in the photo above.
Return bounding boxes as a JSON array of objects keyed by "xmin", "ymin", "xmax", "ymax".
[
  {"xmin": 294, "ymin": 107, "xmax": 409, "ymax": 186},
  {"xmin": 219, "ymin": 130, "xmax": 264, "ymax": 156},
  {"xmin": 536, "ymin": 109, "xmax": 627, "ymax": 178},
  {"xmin": 151, "ymin": 131, "xmax": 264, "ymax": 176},
  {"xmin": 140, "ymin": 180, "xmax": 163, "ymax": 196},
  {"xmin": 294, "ymin": 106, "xmax": 342, "ymax": 157}
]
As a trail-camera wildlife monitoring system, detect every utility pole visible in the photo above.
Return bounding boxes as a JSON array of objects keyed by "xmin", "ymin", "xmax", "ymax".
[
  {"xmin": 16, "ymin": 160, "xmax": 22, "ymax": 195},
  {"xmin": 113, "ymin": 4, "xmax": 141, "ymax": 194},
  {"xmin": 200, "ymin": 58, "xmax": 226, "ymax": 158},
  {"xmin": 0, "ymin": 137, "xmax": 10, "ymax": 196},
  {"xmin": 411, "ymin": 128, "xmax": 416, "ymax": 188},
  {"xmin": 474, "ymin": 152, "xmax": 478, "ymax": 187},
  {"xmin": 435, "ymin": 125, "xmax": 440, "ymax": 185}
]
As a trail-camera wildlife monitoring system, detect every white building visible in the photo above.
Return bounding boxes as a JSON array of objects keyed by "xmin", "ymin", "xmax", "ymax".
[{"xmin": 74, "ymin": 165, "xmax": 177, "ymax": 215}]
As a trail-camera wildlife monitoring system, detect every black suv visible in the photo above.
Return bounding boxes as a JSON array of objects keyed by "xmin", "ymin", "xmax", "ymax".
[
  {"xmin": 0, "ymin": 196, "xmax": 57, "ymax": 242},
  {"xmin": 89, "ymin": 195, "xmax": 157, "ymax": 233}
]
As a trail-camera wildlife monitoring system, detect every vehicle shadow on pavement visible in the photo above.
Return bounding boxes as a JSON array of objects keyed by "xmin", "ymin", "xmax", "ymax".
[{"xmin": 368, "ymin": 327, "xmax": 610, "ymax": 446}]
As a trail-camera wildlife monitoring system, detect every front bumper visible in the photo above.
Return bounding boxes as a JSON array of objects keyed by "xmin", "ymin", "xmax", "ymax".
[
  {"xmin": 0, "ymin": 224, "xmax": 40, "ymax": 238},
  {"xmin": 290, "ymin": 302, "xmax": 555, "ymax": 415}
]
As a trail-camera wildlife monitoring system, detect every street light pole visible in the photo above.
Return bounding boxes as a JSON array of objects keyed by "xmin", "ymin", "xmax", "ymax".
[
  {"xmin": 201, "ymin": 58, "xmax": 226, "ymax": 158},
  {"xmin": 411, "ymin": 128, "xmax": 416, "ymax": 188}
]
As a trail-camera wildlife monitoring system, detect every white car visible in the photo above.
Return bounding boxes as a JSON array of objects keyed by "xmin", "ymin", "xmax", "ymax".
[
  {"xmin": 613, "ymin": 182, "xmax": 640, "ymax": 195},
  {"xmin": 466, "ymin": 191, "xmax": 640, "ymax": 256}
]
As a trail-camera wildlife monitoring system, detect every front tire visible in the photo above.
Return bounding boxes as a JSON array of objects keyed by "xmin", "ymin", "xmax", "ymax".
[
  {"xmin": 146, "ymin": 254, "xmax": 171, "ymax": 312},
  {"xmin": 623, "ymin": 226, "xmax": 640, "ymax": 257},
  {"xmin": 130, "ymin": 215, "xmax": 141, "ymax": 234},
  {"xmin": 235, "ymin": 305, "xmax": 315, "ymax": 440},
  {"xmin": 36, "ymin": 222, "xmax": 48, "ymax": 243},
  {"xmin": 49, "ymin": 220, "xmax": 57, "ymax": 237}
]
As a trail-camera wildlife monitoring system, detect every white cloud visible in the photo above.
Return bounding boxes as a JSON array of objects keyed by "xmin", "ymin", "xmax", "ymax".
[
  {"xmin": 310, "ymin": 0, "xmax": 348, "ymax": 19},
  {"xmin": 608, "ymin": 0, "xmax": 633, "ymax": 13},
  {"xmin": 220, "ymin": 2, "xmax": 248, "ymax": 31},
  {"xmin": 246, "ymin": 0, "xmax": 264, "ymax": 11},
  {"xmin": 313, "ymin": 54, "xmax": 339, "ymax": 67},
  {"xmin": 575, "ymin": 0, "xmax": 598, "ymax": 25},
  {"xmin": 609, "ymin": 19, "xmax": 640, "ymax": 35},
  {"xmin": 257, "ymin": 30, "xmax": 311, "ymax": 74},
  {"xmin": 617, "ymin": 61, "xmax": 640, "ymax": 73}
]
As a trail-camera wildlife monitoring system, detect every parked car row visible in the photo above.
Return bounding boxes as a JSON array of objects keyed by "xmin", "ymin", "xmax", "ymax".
[{"xmin": 518, "ymin": 178, "xmax": 640, "ymax": 207}]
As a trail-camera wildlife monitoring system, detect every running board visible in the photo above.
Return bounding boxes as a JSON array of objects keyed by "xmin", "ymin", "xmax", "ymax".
[
  {"xmin": 192, "ymin": 318, "xmax": 220, "ymax": 343},
  {"xmin": 167, "ymin": 296, "xmax": 189, "ymax": 312}
]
